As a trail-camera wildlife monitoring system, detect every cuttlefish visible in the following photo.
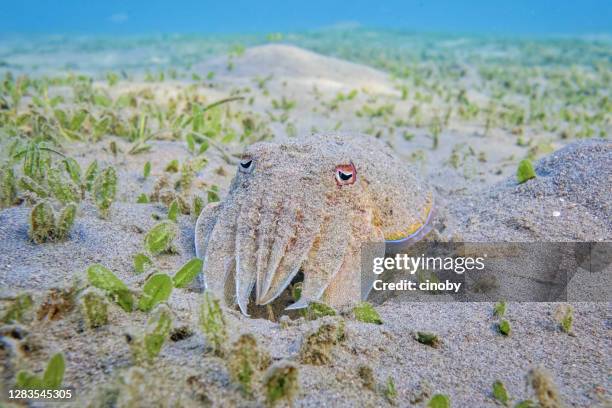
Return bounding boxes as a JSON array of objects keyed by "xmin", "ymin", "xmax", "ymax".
[{"xmin": 195, "ymin": 133, "xmax": 433, "ymax": 315}]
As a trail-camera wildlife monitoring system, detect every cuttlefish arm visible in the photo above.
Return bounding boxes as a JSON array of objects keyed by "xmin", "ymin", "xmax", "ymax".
[{"xmin": 194, "ymin": 202, "xmax": 221, "ymax": 290}]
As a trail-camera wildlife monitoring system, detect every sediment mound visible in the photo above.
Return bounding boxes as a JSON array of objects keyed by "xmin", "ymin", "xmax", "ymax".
[
  {"xmin": 448, "ymin": 139, "xmax": 611, "ymax": 241},
  {"xmin": 197, "ymin": 44, "xmax": 395, "ymax": 92}
]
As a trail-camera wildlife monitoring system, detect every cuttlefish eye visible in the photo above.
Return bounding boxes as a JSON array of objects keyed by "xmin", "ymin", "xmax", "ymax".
[
  {"xmin": 335, "ymin": 162, "xmax": 357, "ymax": 186},
  {"xmin": 239, "ymin": 157, "xmax": 254, "ymax": 173}
]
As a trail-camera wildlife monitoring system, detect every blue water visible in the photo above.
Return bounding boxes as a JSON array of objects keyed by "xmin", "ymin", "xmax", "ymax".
[{"xmin": 1, "ymin": 0, "xmax": 611, "ymax": 36}]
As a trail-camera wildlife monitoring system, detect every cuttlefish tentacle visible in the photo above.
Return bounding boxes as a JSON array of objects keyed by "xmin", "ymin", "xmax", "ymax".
[
  {"xmin": 321, "ymin": 210, "xmax": 386, "ymax": 308},
  {"xmin": 194, "ymin": 202, "xmax": 221, "ymax": 290},
  {"xmin": 200, "ymin": 199, "xmax": 241, "ymax": 305},
  {"xmin": 256, "ymin": 206, "xmax": 323, "ymax": 305},
  {"xmin": 234, "ymin": 188, "xmax": 264, "ymax": 315},
  {"xmin": 319, "ymin": 245, "xmax": 362, "ymax": 308},
  {"xmin": 256, "ymin": 203, "xmax": 299, "ymax": 301},
  {"xmin": 254, "ymin": 199, "xmax": 287, "ymax": 301},
  {"xmin": 285, "ymin": 210, "xmax": 352, "ymax": 310}
]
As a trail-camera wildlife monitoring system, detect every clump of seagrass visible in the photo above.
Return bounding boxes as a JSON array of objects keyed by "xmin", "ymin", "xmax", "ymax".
[
  {"xmin": 263, "ymin": 361, "xmax": 299, "ymax": 407},
  {"xmin": 352, "ymin": 302, "xmax": 383, "ymax": 324},
  {"xmin": 16, "ymin": 142, "xmax": 81, "ymax": 206},
  {"xmin": 299, "ymin": 318, "xmax": 345, "ymax": 365},
  {"xmin": 226, "ymin": 333, "xmax": 271, "ymax": 396},
  {"xmin": 148, "ymin": 159, "xmax": 210, "ymax": 216},
  {"xmin": 526, "ymin": 367, "xmax": 563, "ymax": 408},
  {"xmin": 11, "ymin": 144, "xmax": 116, "ymax": 230},
  {"xmin": 143, "ymin": 221, "xmax": 179, "ymax": 255},
  {"xmin": 303, "ymin": 301, "xmax": 336, "ymax": 320},
  {"xmin": 1, "ymin": 293, "xmax": 33, "ymax": 324},
  {"xmin": 29, "ymin": 201, "xmax": 77, "ymax": 243},
  {"xmin": 554, "ymin": 304, "xmax": 574, "ymax": 334},
  {"xmin": 79, "ymin": 288, "xmax": 109, "ymax": 329},
  {"xmin": 16, "ymin": 143, "xmax": 116, "ymax": 221},
  {"xmin": 358, "ymin": 364, "xmax": 376, "ymax": 391},
  {"xmin": 15, "ymin": 353, "xmax": 65, "ymax": 390},
  {"xmin": 92, "ymin": 166, "xmax": 117, "ymax": 218},
  {"xmin": 384, "ymin": 376, "xmax": 398, "ymax": 404},
  {"xmin": 37, "ymin": 286, "xmax": 79, "ymax": 321},
  {"xmin": 199, "ymin": 292, "xmax": 228, "ymax": 357},
  {"xmin": 0, "ymin": 164, "xmax": 18, "ymax": 208},
  {"xmin": 127, "ymin": 305, "xmax": 173, "ymax": 364}
]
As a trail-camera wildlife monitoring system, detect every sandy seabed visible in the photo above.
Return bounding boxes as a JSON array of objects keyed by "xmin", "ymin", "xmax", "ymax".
[{"xmin": 0, "ymin": 35, "xmax": 611, "ymax": 407}]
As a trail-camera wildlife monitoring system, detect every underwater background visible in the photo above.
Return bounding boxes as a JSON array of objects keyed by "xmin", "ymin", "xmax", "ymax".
[
  {"xmin": 1, "ymin": 1, "xmax": 611, "ymax": 77},
  {"xmin": 0, "ymin": 2, "xmax": 611, "ymax": 407},
  {"xmin": 2, "ymin": 0, "xmax": 611, "ymax": 35}
]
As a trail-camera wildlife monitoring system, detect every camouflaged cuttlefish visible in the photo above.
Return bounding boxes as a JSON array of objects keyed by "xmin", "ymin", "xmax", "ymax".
[{"xmin": 195, "ymin": 133, "xmax": 433, "ymax": 315}]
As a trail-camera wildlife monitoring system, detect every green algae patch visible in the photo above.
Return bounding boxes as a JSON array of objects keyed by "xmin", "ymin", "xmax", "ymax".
[
  {"xmin": 165, "ymin": 159, "xmax": 179, "ymax": 173},
  {"xmin": 416, "ymin": 331, "xmax": 441, "ymax": 348},
  {"xmin": 493, "ymin": 300, "xmax": 507, "ymax": 317},
  {"xmin": 554, "ymin": 304, "xmax": 574, "ymax": 334},
  {"xmin": 353, "ymin": 302, "xmax": 383, "ymax": 324},
  {"xmin": 144, "ymin": 221, "xmax": 177, "ymax": 255},
  {"xmin": 199, "ymin": 292, "xmax": 227, "ymax": 357},
  {"xmin": 136, "ymin": 193, "xmax": 149, "ymax": 203},
  {"xmin": 173, "ymin": 258, "xmax": 203, "ymax": 288},
  {"xmin": 185, "ymin": 133, "xmax": 196, "ymax": 153},
  {"xmin": 227, "ymin": 333, "xmax": 271, "ymax": 396},
  {"xmin": 492, "ymin": 380, "xmax": 510, "ymax": 406},
  {"xmin": 192, "ymin": 195, "xmax": 204, "ymax": 218},
  {"xmin": 167, "ymin": 200, "xmax": 179, "ymax": 222},
  {"xmin": 428, "ymin": 394, "xmax": 450, "ymax": 408},
  {"xmin": 16, "ymin": 353, "xmax": 65, "ymax": 390},
  {"xmin": 80, "ymin": 288, "xmax": 109, "ymax": 328},
  {"xmin": 143, "ymin": 161, "xmax": 151, "ymax": 179},
  {"xmin": 300, "ymin": 319, "xmax": 345, "ymax": 365},
  {"xmin": 514, "ymin": 401, "xmax": 538, "ymax": 408},
  {"xmin": 291, "ymin": 282, "xmax": 302, "ymax": 301},
  {"xmin": 133, "ymin": 253, "xmax": 153, "ymax": 274},
  {"xmin": 560, "ymin": 309, "xmax": 573, "ymax": 333},
  {"xmin": 304, "ymin": 301, "xmax": 336, "ymax": 320},
  {"xmin": 207, "ymin": 185, "xmax": 220, "ymax": 203},
  {"xmin": 29, "ymin": 201, "xmax": 56, "ymax": 243},
  {"xmin": 1, "ymin": 293, "xmax": 33, "ymax": 323},
  {"xmin": 29, "ymin": 201, "xmax": 77, "ymax": 243},
  {"xmin": 18, "ymin": 176, "xmax": 48, "ymax": 198},
  {"xmin": 56, "ymin": 203, "xmax": 77, "ymax": 240},
  {"xmin": 0, "ymin": 164, "xmax": 18, "ymax": 208},
  {"xmin": 516, "ymin": 159, "xmax": 536, "ymax": 184},
  {"xmin": 47, "ymin": 167, "xmax": 80, "ymax": 204},
  {"xmin": 143, "ymin": 306, "xmax": 172, "ymax": 361},
  {"xmin": 92, "ymin": 166, "xmax": 117, "ymax": 218},
  {"xmin": 498, "ymin": 319, "xmax": 511, "ymax": 336},
  {"xmin": 138, "ymin": 274, "xmax": 173, "ymax": 312},
  {"xmin": 88, "ymin": 264, "xmax": 128, "ymax": 293},
  {"xmin": 129, "ymin": 305, "xmax": 173, "ymax": 364},
  {"xmin": 87, "ymin": 263, "xmax": 134, "ymax": 312},
  {"xmin": 263, "ymin": 361, "xmax": 299, "ymax": 407},
  {"xmin": 384, "ymin": 376, "xmax": 397, "ymax": 403},
  {"xmin": 83, "ymin": 160, "xmax": 99, "ymax": 192}
]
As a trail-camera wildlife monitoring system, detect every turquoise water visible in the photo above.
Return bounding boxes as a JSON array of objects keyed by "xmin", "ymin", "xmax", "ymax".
[{"xmin": 1, "ymin": 1, "xmax": 611, "ymax": 35}]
